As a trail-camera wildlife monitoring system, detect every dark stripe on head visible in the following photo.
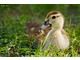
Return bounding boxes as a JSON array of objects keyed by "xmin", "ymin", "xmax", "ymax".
[{"xmin": 46, "ymin": 11, "xmax": 60, "ymax": 18}]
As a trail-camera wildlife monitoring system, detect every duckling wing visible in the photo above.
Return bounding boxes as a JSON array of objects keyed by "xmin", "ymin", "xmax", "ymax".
[
  {"xmin": 42, "ymin": 30, "xmax": 53, "ymax": 50},
  {"xmin": 61, "ymin": 29, "xmax": 69, "ymax": 41}
]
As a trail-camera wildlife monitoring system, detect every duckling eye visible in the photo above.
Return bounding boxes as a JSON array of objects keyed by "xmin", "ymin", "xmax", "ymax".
[{"xmin": 52, "ymin": 16, "xmax": 56, "ymax": 19}]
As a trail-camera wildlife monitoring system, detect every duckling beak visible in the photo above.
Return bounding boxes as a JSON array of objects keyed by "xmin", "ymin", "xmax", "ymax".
[
  {"xmin": 40, "ymin": 24, "xmax": 48, "ymax": 30},
  {"xmin": 40, "ymin": 20, "xmax": 52, "ymax": 30}
]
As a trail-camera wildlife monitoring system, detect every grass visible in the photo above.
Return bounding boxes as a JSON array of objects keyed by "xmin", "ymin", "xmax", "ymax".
[{"xmin": 0, "ymin": 5, "xmax": 80, "ymax": 57}]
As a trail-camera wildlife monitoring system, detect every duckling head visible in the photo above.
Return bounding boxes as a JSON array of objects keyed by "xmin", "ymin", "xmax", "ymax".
[{"xmin": 41, "ymin": 11, "xmax": 64, "ymax": 30}]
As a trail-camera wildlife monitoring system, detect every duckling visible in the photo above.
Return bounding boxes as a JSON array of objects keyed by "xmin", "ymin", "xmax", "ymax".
[
  {"xmin": 26, "ymin": 21, "xmax": 41, "ymax": 37},
  {"xmin": 26, "ymin": 21, "xmax": 51, "ymax": 44},
  {"xmin": 41, "ymin": 11, "xmax": 69, "ymax": 50}
]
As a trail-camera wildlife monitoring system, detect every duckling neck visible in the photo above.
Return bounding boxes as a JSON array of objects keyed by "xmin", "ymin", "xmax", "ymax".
[{"xmin": 51, "ymin": 27, "xmax": 62, "ymax": 33}]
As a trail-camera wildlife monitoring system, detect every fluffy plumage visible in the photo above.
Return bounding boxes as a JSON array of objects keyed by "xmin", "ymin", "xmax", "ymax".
[{"xmin": 41, "ymin": 11, "xmax": 69, "ymax": 50}]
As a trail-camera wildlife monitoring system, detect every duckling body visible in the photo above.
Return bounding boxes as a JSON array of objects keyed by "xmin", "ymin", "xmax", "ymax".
[{"xmin": 43, "ymin": 29, "xmax": 69, "ymax": 50}]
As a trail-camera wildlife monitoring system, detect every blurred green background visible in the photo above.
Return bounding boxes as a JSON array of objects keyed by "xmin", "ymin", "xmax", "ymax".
[{"xmin": 0, "ymin": 4, "xmax": 80, "ymax": 57}]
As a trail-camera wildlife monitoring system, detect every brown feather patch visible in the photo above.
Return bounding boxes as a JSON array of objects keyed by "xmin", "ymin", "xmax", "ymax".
[{"xmin": 46, "ymin": 11, "xmax": 60, "ymax": 18}]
